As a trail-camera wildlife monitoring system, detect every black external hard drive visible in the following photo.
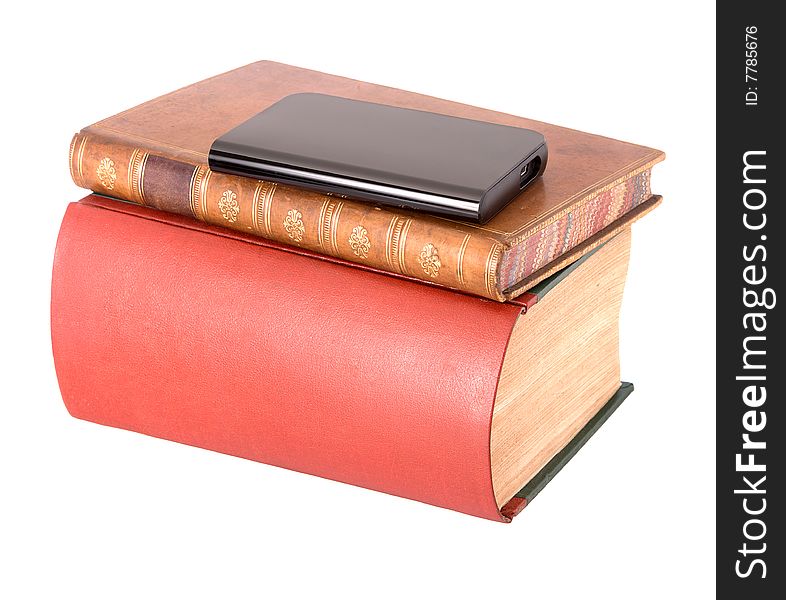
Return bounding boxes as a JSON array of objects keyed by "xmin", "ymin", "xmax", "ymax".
[{"xmin": 208, "ymin": 93, "xmax": 548, "ymax": 223}]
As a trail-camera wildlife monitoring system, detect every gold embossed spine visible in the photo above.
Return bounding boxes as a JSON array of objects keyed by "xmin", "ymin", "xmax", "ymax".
[
  {"xmin": 456, "ymin": 234, "xmax": 471, "ymax": 285},
  {"xmin": 70, "ymin": 132, "xmax": 510, "ymax": 300},
  {"xmin": 189, "ymin": 166, "xmax": 209, "ymax": 221},
  {"xmin": 75, "ymin": 135, "xmax": 88, "ymax": 188},
  {"xmin": 252, "ymin": 182, "xmax": 276, "ymax": 236},
  {"xmin": 128, "ymin": 149, "xmax": 149, "ymax": 205},
  {"xmin": 68, "ymin": 134, "xmax": 81, "ymax": 187},
  {"xmin": 385, "ymin": 216, "xmax": 401, "ymax": 272},
  {"xmin": 69, "ymin": 134, "xmax": 138, "ymax": 201},
  {"xmin": 397, "ymin": 219, "xmax": 412, "ymax": 275},
  {"xmin": 329, "ymin": 202, "xmax": 344, "ymax": 256},
  {"xmin": 318, "ymin": 200, "xmax": 337, "ymax": 254},
  {"xmin": 484, "ymin": 244, "xmax": 504, "ymax": 300}
]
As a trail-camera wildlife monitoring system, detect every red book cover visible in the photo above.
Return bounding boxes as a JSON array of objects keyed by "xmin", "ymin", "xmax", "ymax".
[{"xmin": 52, "ymin": 195, "xmax": 628, "ymax": 521}]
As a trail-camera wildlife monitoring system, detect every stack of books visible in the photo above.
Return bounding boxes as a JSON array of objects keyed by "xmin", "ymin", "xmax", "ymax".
[{"xmin": 53, "ymin": 61, "xmax": 663, "ymax": 522}]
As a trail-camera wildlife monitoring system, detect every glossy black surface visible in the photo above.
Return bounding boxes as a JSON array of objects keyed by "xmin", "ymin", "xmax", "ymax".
[{"xmin": 209, "ymin": 93, "xmax": 547, "ymax": 222}]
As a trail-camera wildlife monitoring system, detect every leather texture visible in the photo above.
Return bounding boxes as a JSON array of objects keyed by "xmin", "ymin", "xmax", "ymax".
[
  {"xmin": 52, "ymin": 197, "xmax": 529, "ymax": 521},
  {"xmin": 70, "ymin": 61, "xmax": 663, "ymax": 300}
]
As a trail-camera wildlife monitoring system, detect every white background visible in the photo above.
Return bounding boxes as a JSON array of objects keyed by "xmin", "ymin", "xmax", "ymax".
[{"xmin": 1, "ymin": 1, "xmax": 715, "ymax": 597}]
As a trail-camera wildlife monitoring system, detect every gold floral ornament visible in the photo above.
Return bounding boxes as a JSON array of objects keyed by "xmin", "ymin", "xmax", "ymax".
[
  {"xmin": 418, "ymin": 243, "xmax": 441, "ymax": 277},
  {"xmin": 218, "ymin": 190, "xmax": 240, "ymax": 223},
  {"xmin": 283, "ymin": 209, "xmax": 305, "ymax": 242},
  {"xmin": 96, "ymin": 157, "xmax": 117, "ymax": 190},
  {"xmin": 349, "ymin": 225, "xmax": 371, "ymax": 258}
]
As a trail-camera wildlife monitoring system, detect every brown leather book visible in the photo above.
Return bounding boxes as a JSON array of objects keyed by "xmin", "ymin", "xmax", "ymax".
[{"xmin": 69, "ymin": 61, "xmax": 663, "ymax": 301}]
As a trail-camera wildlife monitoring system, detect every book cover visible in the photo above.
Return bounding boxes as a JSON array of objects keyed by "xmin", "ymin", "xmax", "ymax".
[
  {"xmin": 69, "ymin": 61, "xmax": 663, "ymax": 301},
  {"xmin": 52, "ymin": 195, "xmax": 632, "ymax": 521}
]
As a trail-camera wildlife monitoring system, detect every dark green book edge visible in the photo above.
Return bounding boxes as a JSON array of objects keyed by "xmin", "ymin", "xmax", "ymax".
[{"xmin": 502, "ymin": 382, "xmax": 634, "ymax": 520}]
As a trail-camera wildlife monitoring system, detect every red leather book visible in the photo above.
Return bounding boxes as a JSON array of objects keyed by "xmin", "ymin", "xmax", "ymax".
[{"xmin": 52, "ymin": 195, "xmax": 632, "ymax": 521}]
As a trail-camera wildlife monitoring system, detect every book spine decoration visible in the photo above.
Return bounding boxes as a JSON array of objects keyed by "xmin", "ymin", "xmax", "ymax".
[
  {"xmin": 499, "ymin": 167, "xmax": 653, "ymax": 290},
  {"xmin": 52, "ymin": 197, "xmax": 528, "ymax": 521},
  {"xmin": 69, "ymin": 132, "xmax": 508, "ymax": 300}
]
